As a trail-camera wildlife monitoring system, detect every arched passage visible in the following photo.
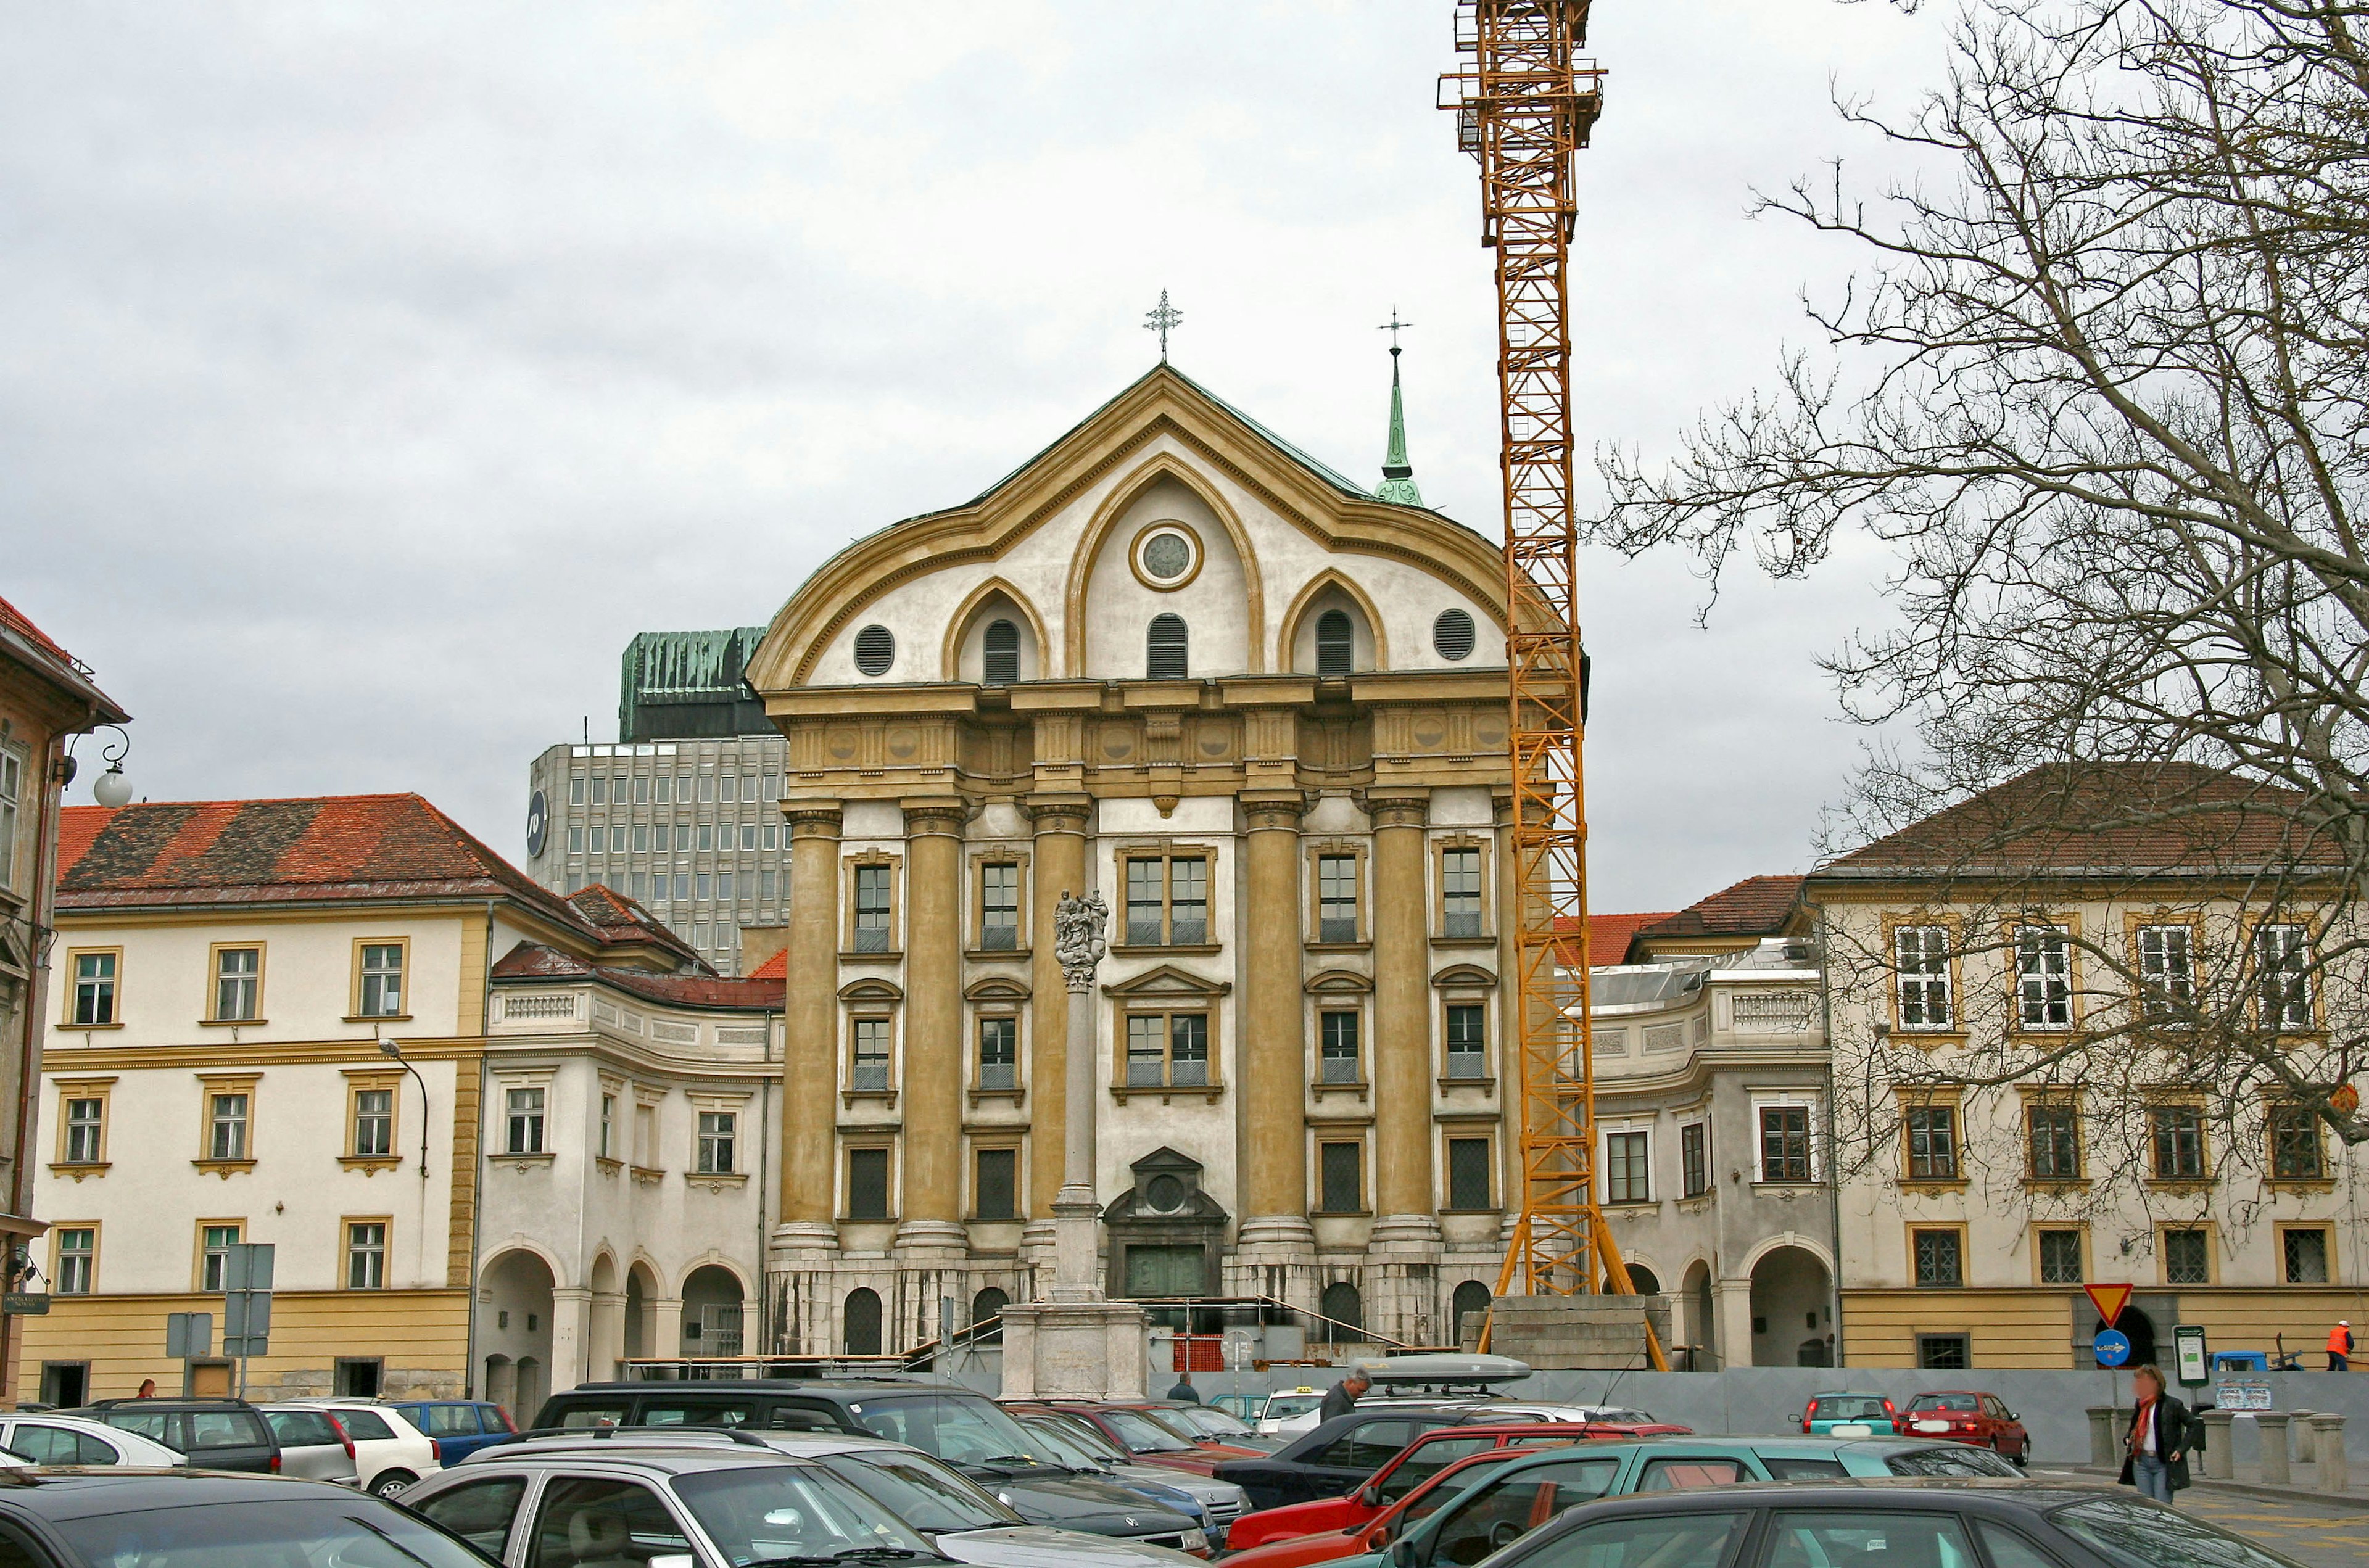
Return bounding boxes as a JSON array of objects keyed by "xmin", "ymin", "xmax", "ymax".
[
  {"xmin": 1451, "ymin": 1281, "xmax": 1492, "ymax": 1349},
  {"xmin": 587, "ymin": 1253, "xmax": 624, "ymax": 1382},
  {"xmin": 623, "ymin": 1261, "xmax": 658, "ymax": 1361},
  {"xmin": 479, "ymin": 1248, "xmax": 556, "ymax": 1423},
  {"xmin": 970, "ymin": 1287, "xmax": 1008, "ymax": 1345},
  {"xmin": 1319, "ymin": 1281, "xmax": 1365, "ymax": 1343},
  {"xmin": 680, "ymin": 1265, "xmax": 745, "ymax": 1359},
  {"xmin": 845, "ymin": 1288, "xmax": 883, "ymax": 1356},
  {"xmin": 1748, "ymin": 1245, "xmax": 1833, "ymax": 1368}
]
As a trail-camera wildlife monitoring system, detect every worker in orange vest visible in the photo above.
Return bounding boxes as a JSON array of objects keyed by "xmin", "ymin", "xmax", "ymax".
[{"xmin": 2329, "ymin": 1320, "xmax": 2353, "ymax": 1371}]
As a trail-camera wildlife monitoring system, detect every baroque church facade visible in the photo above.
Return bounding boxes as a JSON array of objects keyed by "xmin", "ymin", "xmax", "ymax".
[{"xmin": 746, "ymin": 362, "xmax": 1523, "ymax": 1355}]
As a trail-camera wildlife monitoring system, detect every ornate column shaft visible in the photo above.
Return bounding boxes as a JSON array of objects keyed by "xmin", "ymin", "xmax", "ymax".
[
  {"xmin": 1370, "ymin": 791, "xmax": 1437, "ymax": 1226},
  {"xmin": 899, "ymin": 798, "xmax": 967, "ymax": 1243},
  {"xmin": 1049, "ymin": 887, "xmax": 1110, "ymax": 1301},
  {"xmin": 779, "ymin": 805, "xmax": 842, "ymax": 1239},
  {"xmin": 1239, "ymin": 792, "xmax": 1309, "ymax": 1230},
  {"xmin": 1027, "ymin": 796, "xmax": 1091, "ymax": 1222}
]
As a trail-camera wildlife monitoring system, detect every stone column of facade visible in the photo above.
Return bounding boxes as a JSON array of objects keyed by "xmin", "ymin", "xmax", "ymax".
[
  {"xmin": 589, "ymin": 1291, "xmax": 627, "ymax": 1381},
  {"xmin": 1367, "ymin": 790, "xmax": 1442, "ymax": 1344},
  {"xmin": 1233, "ymin": 791, "xmax": 1314, "ymax": 1295},
  {"xmin": 898, "ymin": 799, "xmax": 971, "ymax": 1281},
  {"xmin": 651, "ymin": 1296, "xmax": 685, "ymax": 1363},
  {"xmin": 1713, "ymin": 1277, "xmax": 1755, "ymax": 1369},
  {"xmin": 1025, "ymin": 796, "xmax": 1093, "ymax": 1260},
  {"xmin": 550, "ymin": 1287, "xmax": 592, "ymax": 1393},
  {"xmin": 770, "ymin": 804, "xmax": 841, "ymax": 1353}
]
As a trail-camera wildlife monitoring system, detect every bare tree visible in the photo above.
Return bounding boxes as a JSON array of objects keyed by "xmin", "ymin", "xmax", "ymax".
[{"xmin": 1597, "ymin": 1, "xmax": 2369, "ymax": 1141}]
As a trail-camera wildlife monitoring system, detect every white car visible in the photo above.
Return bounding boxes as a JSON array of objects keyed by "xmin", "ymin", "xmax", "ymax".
[
  {"xmin": 0, "ymin": 1412, "xmax": 184, "ymax": 1467},
  {"xmin": 283, "ymin": 1400, "xmax": 442, "ymax": 1496},
  {"xmin": 1253, "ymin": 1390, "xmax": 1326, "ymax": 1437}
]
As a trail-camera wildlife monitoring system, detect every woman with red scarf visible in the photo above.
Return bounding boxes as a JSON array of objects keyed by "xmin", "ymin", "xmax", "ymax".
[{"xmin": 2118, "ymin": 1364, "xmax": 2197, "ymax": 1504}]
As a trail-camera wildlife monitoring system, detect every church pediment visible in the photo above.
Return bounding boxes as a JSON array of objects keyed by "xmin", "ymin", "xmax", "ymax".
[{"xmin": 1101, "ymin": 963, "xmax": 1231, "ymax": 999}]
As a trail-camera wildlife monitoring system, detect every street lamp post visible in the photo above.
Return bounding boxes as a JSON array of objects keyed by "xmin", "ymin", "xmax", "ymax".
[{"xmin": 379, "ymin": 1039, "xmax": 431, "ymax": 1180}]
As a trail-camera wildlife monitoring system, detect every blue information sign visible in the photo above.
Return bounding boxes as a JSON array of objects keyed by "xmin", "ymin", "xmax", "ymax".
[{"xmin": 2094, "ymin": 1329, "xmax": 2132, "ymax": 1368}]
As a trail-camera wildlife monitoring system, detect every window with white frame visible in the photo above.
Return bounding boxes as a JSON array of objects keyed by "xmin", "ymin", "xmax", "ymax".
[
  {"xmin": 63, "ymin": 1097, "xmax": 103, "ymax": 1164},
  {"xmin": 201, "ymin": 1223, "xmax": 239, "ymax": 1292},
  {"xmin": 1605, "ymin": 1129, "xmax": 1650, "ymax": 1202},
  {"xmin": 697, "ymin": 1112, "xmax": 736, "ymax": 1175},
  {"xmin": 357, "ymin": 944, "xmax": 404, "ymax": 1017},
  {"xmin": 505, "ymin": 1087, "xmax": 546, "ymax": 1154},
  {"xmin": 208, "ymin": 1092, "xmax": 250, "ymax": 1162},
  {"xmin": 600, "ymin": 1094, "xmax": 617, "ymax": 1160},
  {"xmin": 1127, "ymin": 1011, "xmax": 1209, "ymax": 1087},
  {"xmin": 2016, "ymin": 925, "xmax": 2072, "ymax": 1029},
  {"xmin": 347, "ymin": 1222, "xmax": 387, "ymax": 1289},
  {"xmin": 1319, "ymin": 1010, "xmax": 1362, "ymax": 1084},
  {"xmin": 70, "ymin": 952, "xmax": 116, "ymax": 1026},
  {"xmin": 1441, "ymin": 848, "xmax": 1484, "ymax": 938},
  {"xmin": 1317, "ymin": 855, "xmax": 1359, "ymax": 943},
  {"xmin": 1125, "ymin": 856, "xmax": 1209, "ymax": 946},
  {"xmin": 979, "ymin": 863, "xmax": 1021, "ymax": 951},
  {"xmin": 2136, "ymin": 925, "xmax": 2193, "ymax": 1017},
  {"xmin": 851, "ymin": 1018, "xmax": 891, "ymax": 1091},
  {"xmin": 1755, "ymin": 1100, "xmax": 1816, "ymax": 1183},
  {"xmin": 213, "ymin": 947, "xmax": 261, "ymax": 1022},
  {"xmin": 854, "ymin": 865, "xmax": 893, "ymax": 952},
  {"xmin": 1892, "ymin": 925, "xmax": 1951, "ymax": 1028},
  {"xmin": 54, "ymin": 1229, "xmax": 93, "ymax": 1295},
  {"xmin": 1681, "ymin": 1122, "xmax": 1710, "ymax": 1197},
  {"xmin": 976, "ymin": 1017, "xmax": 1017, "ymax": 1091},
  {"xmin": 353, "ymin": 1089, "xmax": 393, "ymax": 1157},
  {"xmin": 0, "ymin": 746, "xmax": 20, "ymax": 891},
  {"xmin": 2257, "ymin": 923, "xmax": 2312, "ymax": 1027}
]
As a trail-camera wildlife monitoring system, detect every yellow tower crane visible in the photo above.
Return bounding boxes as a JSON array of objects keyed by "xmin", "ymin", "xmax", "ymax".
[{"xmin": 1441, "ymin": 0, "xmax": 1666, "ymax": 1369}]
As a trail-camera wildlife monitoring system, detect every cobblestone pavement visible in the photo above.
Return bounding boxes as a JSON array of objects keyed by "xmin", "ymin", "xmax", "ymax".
[{"xmin": 2181, "ymin": 1489, "xmax": 2369, "ymax": 1567}]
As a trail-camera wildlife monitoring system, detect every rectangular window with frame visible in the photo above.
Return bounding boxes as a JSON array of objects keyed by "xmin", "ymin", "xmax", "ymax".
[
  {"xmin": 853, "ymin": 865, "xmax": 893, "ymax": 952},
  {"xmin": 1125, "ymin": 1011, "xmax": 1209, "ymax": 1088},
  {"xmin": 2270, "ymin": 1105, "xmax": 2325, "ymax": 1180},
  {"xmin": 2137, "ymin": 925, "xmax": 2193, "ymax": 1018},
  {"xmin": 70, "ymin": 952, "xmax": 117, "ymax": 1026},
  {"xmin": 1759, "ymin": 1105, "xmax": 1813, "ymax": 1183},
  {"xmin": 978, "ymin": 863, "xmax": 1021, "ymax": 951},
  {"xmin": 1681, "ymin": 1122, "xmax": 1709, "ymax": 1197},
  {"xmin": 1917, "ymin": 1333, "xmax": 1970, "ymax": 1370},
  {"xmin": 54, "ymin": 1229, "xmax": 94, "ymax": 1295},
  {"xmin": 974, "ymin": 1147, "xmax": 1017, "ymax": 1221},
  {"xmin": 2149, "ymin": 1105, "xmax": 2206, "ymax": 1180},
  {"xmin": 213, "ymin": 947, "xmax": 261, "ymax": 1022},
  {"xmin": 1912, "ymin": 1228, "xmax": 1964, "ymax": 1287},
  {"xmin": 1125, "ymin": 855, "xmax": 1210, "ymax": 946},
  {"xmin": 1317, "ymin": 855, "xmax": 1359, "ymax": 943},
  {"xmin": 976, "ymin": 1017, "xmax": 1017, "ymax": 1091},
  {"xmin": 1606, "ymin": 1129, "xmax": 1651, "ymax": 1203},
  {"xmin": 356, "ymin": 944, "xmax": 405, "ymax": 1018},
  {"xmin": 1445, "ymin": 1136, "xmax": 1492, "ymax": 1210},
  {"xmin": 600, "ymin": 1094, "xmax": 616, "ymax": 1160},
  {"xmin": 2038, "ymin": 1229, "xmax": 2084, "ymax": 1284},
  {"xmin": 208, "ymin": 1092, "xmax": 250, "ymax": 1162},
  {"xmin": 2027, "ymin": 1100, "xmax": 2082, "ymax": 1180},
  {"xmin": 1319, "ymin": 1141, "xmax": 1363, "ymax": 1214},
  {"xmin": 2163, "ymin": 1227, "xmax": 2210, "ymax": 1284},
  {"xmin": 62, "ymin": 1097, "xmax": 104, "ymax": 1165},
  {"xmin": 347, "ymin": 1221, "xmax": 387, "ymax": 1290},
  {"xmin": 851, "ymin": 1018, "xmax": 891, "ymax": 1092},
  {"xmin": 848, "ymin": 1147, "xmax": 890, "ymax": 1220},
  {"xmin": 1444, "ymin": 1004, "xmax": 1486, "ymax": 1079},
  {"xmin": 505, "ymin": 1087, "xmax": 545, "ymax": 1155},
  {"xmin": 697, "ymin": 1112, "xmax": 735, "ymax": 1174},
  {"xmin": 0, "ymin": 747, "xmax": 19, "ymax": 891},
  {"xmin": 2257, "ymin": 923, "xmax": 2312, "ymax": 1027},
  {"xmin": 352, "ymin": 1088, "xmax": 393, "ymax": 1157},
  {"xmin": 1319, "ymin": 1011, "xmax": 1362, "ymax": 1084},
  {"xmin": 2284, "ymin": 1227, "xmax": 2332, "ymax": 1285},
  {"xmin": 2016, "ymin": 925, "xmax": 2072, "ymax": 1029},
  {"xmin": 1440, "ymin": 846, "xmax": 1485, "ymax": 938},
  {"xmin": 1904, "ymin": 1104, "xmax": 1959, "ymax": 1181},
  {"xmin": 201, "ymin": 1223, "xmax": 240, "ymax": 1292},
  {"xmin": 1893, "ymin": 925, "xmax": 1952, "ymax": 1028}
]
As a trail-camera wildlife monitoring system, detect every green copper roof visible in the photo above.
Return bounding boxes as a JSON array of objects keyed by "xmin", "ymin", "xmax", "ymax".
[
  {"xmin": 618, "ymin": 627, "xmax": 772, "ymax": 741},
  {"xmin": 1376, "ymin": 347, "xmax": 1424, "ymax": 507}
]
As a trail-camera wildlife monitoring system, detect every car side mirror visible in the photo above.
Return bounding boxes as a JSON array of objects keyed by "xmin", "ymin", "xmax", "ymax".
[
  {"xmin": 1389, "ymin": 1540, "xmax": 1420, "ymax": 1568},
  {"xmin": 1358, "ymin": 1485, "xmax": 1381, "ymax": 1508}
]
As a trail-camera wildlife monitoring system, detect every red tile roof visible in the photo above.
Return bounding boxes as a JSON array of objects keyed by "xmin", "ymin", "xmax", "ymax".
[
  {"xmin": 748, "ymin": 948, "xmax": 787, "ymax": 980},
  {"xmin": 1552, "ymin": 912, "xmax": 1677, "ymax": 967},
  {"xmin": 1634, "ymin": 875, "xmax": 1805, "ymax": 942},
  {"xmin": 0, "ymin": 592, "xmax": 128, "ymax": 720},
  {"xmin": 492, "ymin": 943, "xmax": 783, "ymax": 1011},
  {"xmin": 1817, "ymin": 762, "xmax": 2336, "ymax": 876},
  {"xmin": 567, "ymin": 883, "xmax": 701, "ymax": 967}
]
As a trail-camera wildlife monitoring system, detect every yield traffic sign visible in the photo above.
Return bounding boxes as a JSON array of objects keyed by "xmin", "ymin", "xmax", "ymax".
[{"xmin": 2085, "ymin": 1282, "xmax": 2133, "ymax": 1325}]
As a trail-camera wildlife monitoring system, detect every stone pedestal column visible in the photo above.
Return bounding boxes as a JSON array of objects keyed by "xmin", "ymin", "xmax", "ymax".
[
  {"xmin": 550, "ymin": 1287, "xmax": 593, "ymax": 1393},
  {"xmin": 1236, "ymin": 793, "xmax": 1314, "ymax": 1283},
  {"xmin": 2085, "ymin": 1408, "xmax": 2119, "ymax": 1469},
  {"xmin": 1027, "ymin": 796, "xmax": 1092, "ymax": 1232},
  {"xmin": 775, "ymin": 805, "xmax": 844, "ymax": 1248},
  {"xmin": 898, "ymin": 798, "xmax": 969, "ymax": 1260},
  {"xmin": 2200, "ymin": 1409, "xmax": 2235, "ymax": 1478},
  {"xmin": 2259, "ymin": 1412, "xmax": 2294, "ymax": 1483},
  {"xmin": 2311, "ymin": 1413, "xmax": 2347, "ymax": 1491}
]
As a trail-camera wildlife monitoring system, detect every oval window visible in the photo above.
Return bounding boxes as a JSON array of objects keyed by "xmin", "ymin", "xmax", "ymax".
[
  {"xmin": 1433, "ymin": 608, "xmax": 1476, "ymax": 661},
  {"xmin": 853, "ymin": 625, "xmax": 896, "ymax": 677}
]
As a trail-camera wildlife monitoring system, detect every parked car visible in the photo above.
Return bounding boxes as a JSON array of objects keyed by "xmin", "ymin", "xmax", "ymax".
[
  {"xmin": 68, "ymin": 1398, "xmax": 278, "ymax": 1474},
  {"xmin": 1016, "ymin": 1411, "xmax": 1249, "ymax": 1545},
  {"xmin": 386, "ymin": 1398, "xmax": 519, "ymax": 1461},
  {"xmin": 1458, "ymin": 1479, "xmax": 2307, "ymax": 1568},
  {"xmin": 1319, "ymin": 1438, "xmax": 2026, "ymax": 1568},
  {"xmin": 1006, "ymin": 1402, "xmax": 1265, "ymax": 1475},
  {"xmin": 403, "ymin": 1434, "xmax": 961, "ymax": 1567},
  {"xmin": 256, "ymin": 1405, "xmax": 362, "ymax": 1485},
  {"xmin": 1225, "ymin": 1423, "xmax": 1598, "ymax": 1551},
  {"xmin": 1134, "ymin": 1400, "xmax": 1281, "ymax": 1451},
  {"xmin": 531, "ymin": 1379, "xmax": 1206, "ymax": 1549},
  {"xmin": 1251, "ymin": 1391, "xmax": 1326, "ymax": 1437},
  {"xmin": 1223, "ymin": 1447, "xmax": 1571, "ymax": 1568},
  {"xmin": 284, "ymin": 1399, "xmax": 444, "ymax": 1496},
  {"xmin": 1800, "ymin": 1392, "xmax": 1900, "ymax": 1436},
  {"xmin": 1473, "ymin": 1403, "xmax": 1685, "ymax": 1436},
  {"xmin": 1217, "ymin": 1406, "xmax": 1545, "ymax": 1512},
  {"xmin": 0, "ymin": 1468, "xmax": 489, "ymax": 1565},
  {"xmin": 1900, "ymin": 1390, "xmax": 2032, "ymax": 1463},
  {"xmin": 0, "ymin": 1413, "xmax": 184, "ymax": 1468}
]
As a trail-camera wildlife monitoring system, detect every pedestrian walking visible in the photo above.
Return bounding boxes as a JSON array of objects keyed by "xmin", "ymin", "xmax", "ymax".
[
  {"xmin": 135, "ymin": 1379, "xmax": 156, "ymax": 1398},
  {"xmin": 2328, "ymin": 1320, "xmax": 2352, "ymax": 1372},
  {"xmin": 1168, "ymin": 1370, "xmax": 1201, "ymax": 1403},
  {"xmin": 1319, "ymin": 1364, "xmax": 1372, "ymax": 1424},
  {"xmin": 2118, "ymin": 1364, "xmax": 2196, "ymax": 1506}
]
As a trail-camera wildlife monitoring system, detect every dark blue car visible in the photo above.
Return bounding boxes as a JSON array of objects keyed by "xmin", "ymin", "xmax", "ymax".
[{"xmin": 385, "ymin": 1399, "xmax": 516, "ymax": 1461}]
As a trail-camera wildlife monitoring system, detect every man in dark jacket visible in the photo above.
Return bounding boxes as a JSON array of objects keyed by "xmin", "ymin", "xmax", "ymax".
[
  {"xmin": 1167, "ymin": 1371, "xmax": 1202, "ymax": 1404},
  {"xmin": 1319, "ymin": 1365, "xmax": 1372, "ymax": 1424},
  {"xmin": 2118, "ymin": 1364, "xmax": 2197, "ymax": 1504}
]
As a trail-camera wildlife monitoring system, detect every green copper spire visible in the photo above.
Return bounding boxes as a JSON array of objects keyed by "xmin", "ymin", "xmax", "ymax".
[{"xmin": 1376, "ymin": 309, "xmax": 1423, "ymax": 506}]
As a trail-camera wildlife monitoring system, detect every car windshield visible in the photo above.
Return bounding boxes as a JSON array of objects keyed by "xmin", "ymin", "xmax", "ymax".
[
  {"xmin": 675, "ymin": 1464, "xmax": 936, "ymax": 1562},
  {"xmin": 1593, "ymin": 1411, "xmax": 1655, "ymax": 1426},
  {"xmin": 827, "ymin": 1452, "xmax": 1020, "ymax": 1533},
  {"xmin": 1170, "ymin": 1406, "xmax": 1255, "ymax": 1439},
  {"xmin": 1397, "ymin": 1454, "xmax": 1534, "ymax": 1527},
  {"xmin": 1019, "ymin": 1419, "xmax": 1114, "ymax": 1471},
  {"xmin": 2051, "ymin": 1495, "xmax": 2309, "ymax": 1568},
  {"xmin": 52, "ymin": 1497, "xmax": 494, "ymax": 1568},
  {"xmin": 1880, "ymin": 1444, "xmax": 2020, "ymax": 1478},
  {"xmin": 1099, "ymin": 1409, "xmax": 1196, "ymax": 1452},
  {"xmin": 1909, "ymin": 1395, "xmax": 1979, "ymax": 1413},
  {"xmin": 1813, "ymin": 1398, "xmax": 1890, "ymax": 1421},
  {"xmin": 849, "ymin": 1395, "xmax": 1049, "ymax": 1471},
  {"xmin": 1263, "ymin": 1396, "xmax": 1323, "ymax": 1419},
  {"xmin": 1030, "ymin": 1415, "xmax": 1130, "ymax": 1466}
]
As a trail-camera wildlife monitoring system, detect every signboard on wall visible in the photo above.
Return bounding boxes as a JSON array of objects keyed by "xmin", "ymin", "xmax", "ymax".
[{"xmin": 2215, "ymin": 1381, "xmax": 2273, "ymax": 1411}]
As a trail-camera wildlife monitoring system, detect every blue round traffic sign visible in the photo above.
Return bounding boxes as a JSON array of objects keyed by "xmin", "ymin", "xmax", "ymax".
[{"xmin": 2094, "ymin": 1329, "xmax": 2132, "ymax": 1367}]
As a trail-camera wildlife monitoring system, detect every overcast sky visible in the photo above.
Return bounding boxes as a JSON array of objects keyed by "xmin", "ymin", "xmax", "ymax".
[{"xmin": 5, "ymin": 1, "xmax": 1943, "ymax": 914}]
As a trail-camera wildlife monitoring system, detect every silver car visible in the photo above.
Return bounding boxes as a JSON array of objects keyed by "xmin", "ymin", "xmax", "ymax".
[
  {"xmin": 1015, "ymin": 1413, "xmax": 1248, "ymax": 1546},
  {"xmin": 257, "ymin": 1405, "xmax": 362, "ymax": 1485}
]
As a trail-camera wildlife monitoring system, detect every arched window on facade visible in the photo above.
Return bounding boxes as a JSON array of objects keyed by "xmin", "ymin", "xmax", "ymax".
[
  {"xmin": 970, "ymin": 1286, "xmax": 1009, "ymax": 1345},
  {"xmin": 843, "ymin": 1287, "xmax": 883, "ymax": 1357},
  {"xmin": 982, "ymin": 620, "xmax": 1020, "ymax": 685},
  {"xmin": 1316, "ymin": 609, "xmax": 1355, "ymax": 677},
  {"xmin": 1451, "ymin": 1279, "xmax": 1494, "ymax": 1348},
  {"xmin": 1617, "ymin": 1263, "xmax": 1660, "ymax": 1296},
  {"xmin": 1319, "ymin": 1280, "xmax": 1365, "ymax": 1343},
  {"xmin": 1147, "ymin": 614, "xmax": 1189, "ymax": 679}
]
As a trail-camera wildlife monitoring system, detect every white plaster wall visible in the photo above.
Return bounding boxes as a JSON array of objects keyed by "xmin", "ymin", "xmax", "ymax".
[
  {"xmin": 951, "ymin": 594, "xmax": 1045, "ymax": 685},
  {"xmin": 1080, "ymin": 479, "xmax": 1251, "ymax": 680}
]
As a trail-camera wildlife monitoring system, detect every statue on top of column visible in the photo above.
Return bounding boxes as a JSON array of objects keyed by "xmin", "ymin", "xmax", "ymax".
[{"xmin": 1055, "ymin": 889, "xmax": 1108, "ymax": 992}]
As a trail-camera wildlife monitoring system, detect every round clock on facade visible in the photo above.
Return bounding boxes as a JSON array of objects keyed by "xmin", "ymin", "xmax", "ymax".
[{"xmin": 526, "ymin": 788, "xmax": 549, "ymax": 858}]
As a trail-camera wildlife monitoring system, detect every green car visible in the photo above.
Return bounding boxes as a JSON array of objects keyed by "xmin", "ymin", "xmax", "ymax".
[
  {"xmin": 1331, "ymin": 1436, "xmax": 2020, "ymax": 1568},
  {"xmin": 1800, "ymin": 1391, "xmax": 1900, "ymax": 1437}
]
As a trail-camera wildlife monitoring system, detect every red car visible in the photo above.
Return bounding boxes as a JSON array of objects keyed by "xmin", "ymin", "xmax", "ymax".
[
  {"xmin": 1897, "ymin": 1390, "xmax": 2030, "ymax": 1464},
  {"xmin": 1226, "ymin": 1422, "xmax": 1603, "ymax": 1553},
  {"xmin": 1004, "ymin": 1400, "xmax": 1266, "ymax": 1475},
  {"xmin": 1223, "ymin": 1445, "xmax": 1557, "ymax": 1568}
]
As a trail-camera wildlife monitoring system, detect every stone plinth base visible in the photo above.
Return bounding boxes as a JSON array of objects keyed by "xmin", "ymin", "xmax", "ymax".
[
  {"xmin": 999, "ymin": 1298, "xmax": 1149, "ymax": 1400},
  {"xmin": 1484, "ymin": 1293, "xmax": 1672, "ymax": 1370}
]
